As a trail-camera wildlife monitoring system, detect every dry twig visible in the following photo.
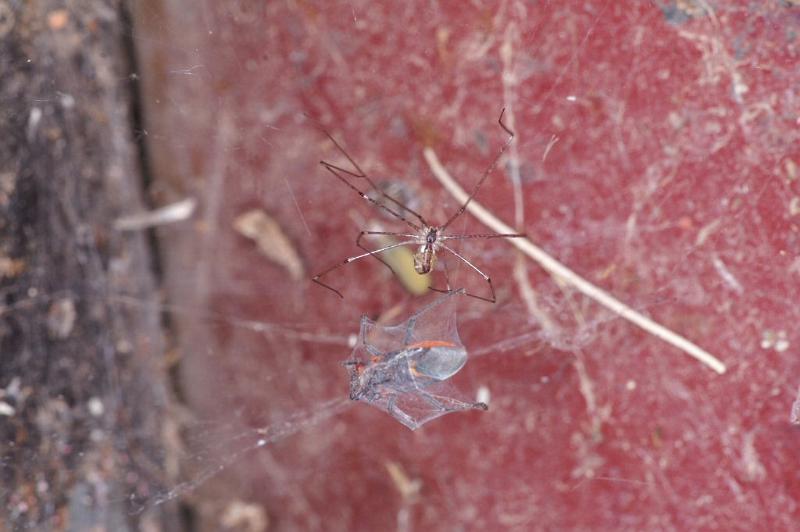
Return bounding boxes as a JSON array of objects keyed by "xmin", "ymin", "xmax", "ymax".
[{"xmin": 424, "ymin": 147, "xmax": 727, "ymax": 374}]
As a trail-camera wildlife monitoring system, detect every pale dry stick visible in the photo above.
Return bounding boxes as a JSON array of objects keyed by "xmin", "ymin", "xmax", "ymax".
[{"xmin": 423, "ymin": 148, "xmax": 727, "ymax": 374}]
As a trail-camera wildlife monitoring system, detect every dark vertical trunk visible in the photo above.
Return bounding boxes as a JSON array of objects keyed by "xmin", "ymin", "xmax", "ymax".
[{"xmin": 0, "ymin": 2, "xmax": 177, "ymax": 529}]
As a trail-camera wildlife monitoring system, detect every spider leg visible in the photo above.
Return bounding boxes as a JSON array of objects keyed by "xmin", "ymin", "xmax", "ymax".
[
  {"xmin": 431, "ymin": 235, "xmax": 524, "ymax": 302},
  {"xmin": 440, "ymin": 232, "xmax": 527, "ymax": 241},
  {"xmin": 425, "ymin": 253, "xmax": 458, "ymax": 306},
  {"xmin": 434, "ymin": 243, "xmax": 497, "ymax": 303},
  {"xmin": 312, "ymin": 240, "xmax": 417, "ymax": 298},
  {"xmin": 441, "ymin": 108, "xmax": 515, "ymax": 231},
  {"xmin": 312, "ymin": 122, "xmax": 430, "ymax": 228},
  {"xmin": 307, "ymin": 114, "xmax": 423, "ymax": 220},
  {"xmin": 440, "ymin": 248, "xmax": 454, "ymax": 291},
  {"xmin": 356, "ymin": 230, "xmax": 419, "ymax": 278},
  {"xmin": 320, "ymin": 161, "xmax": 423, "ymax": 231},
  {"xmin": 358, "ymin": 230, "xmax": 419, "ymax": 240}
]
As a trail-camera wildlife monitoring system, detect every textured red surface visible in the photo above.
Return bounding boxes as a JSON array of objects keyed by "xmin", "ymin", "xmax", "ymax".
[{"xmin": 134, "ymin": 1, "xmax": 800, "ymax": 530}]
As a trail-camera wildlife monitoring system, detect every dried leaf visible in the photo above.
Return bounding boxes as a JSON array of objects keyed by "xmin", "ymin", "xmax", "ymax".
[{"xmin": 234, "ymin": 209, "xmax": 305, "ymax": 281}]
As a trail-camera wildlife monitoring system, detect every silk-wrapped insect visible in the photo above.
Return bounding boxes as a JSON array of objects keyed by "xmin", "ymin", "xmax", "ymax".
[{"xmin": 343, "ymin": 290, "xmax": 486, "ymax": 430}]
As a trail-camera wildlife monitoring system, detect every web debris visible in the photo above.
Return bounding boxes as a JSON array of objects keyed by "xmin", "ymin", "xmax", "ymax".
[{"xmin": 345, "ymin": 289, "xmax": 487, "ymax": 430}]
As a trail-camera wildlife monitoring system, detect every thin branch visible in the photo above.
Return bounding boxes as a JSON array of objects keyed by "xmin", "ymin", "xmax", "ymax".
[{"xmin": 424, "ymin": 147, "xmax": 727, "ymax": 374}]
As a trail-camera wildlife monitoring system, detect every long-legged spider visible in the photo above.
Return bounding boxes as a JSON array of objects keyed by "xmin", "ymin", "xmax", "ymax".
[{"xmin": 312, "ymin": 109, "xmax": 525, "ymax": 303}]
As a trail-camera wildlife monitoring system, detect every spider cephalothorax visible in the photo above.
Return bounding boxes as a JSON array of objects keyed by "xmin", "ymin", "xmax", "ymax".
[{"xmin": 413, "ymin": 227, "xmax": 440, "ymax": 274}]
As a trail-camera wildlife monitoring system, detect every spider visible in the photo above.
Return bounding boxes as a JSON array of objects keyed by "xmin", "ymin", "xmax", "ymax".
[
  {"xmin": 312, "ymin": 109, "xmax": 525, "ymax": 303},
  {"xmin": 343, "ymin": 289, "xmax": 486, "ymax": 430}
]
